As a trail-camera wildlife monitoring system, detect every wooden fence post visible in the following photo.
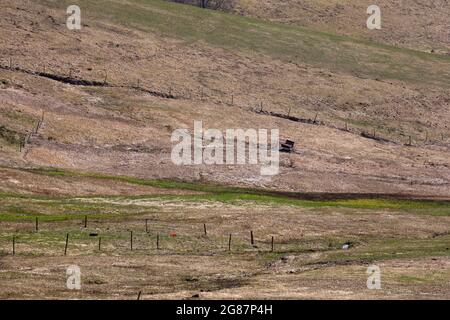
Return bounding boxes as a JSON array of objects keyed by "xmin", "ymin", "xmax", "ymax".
[
  {"xmin": 130, "ymin": 231, "xmax": 133, "ymax": 251},
  {"xmin": 84, "ymin": 215, "xmax": 87, "ymax": 228},
  {"xmin": 250, "ymin": 231, "xmax": 254, "ymax": 246},
  {"xmin": 156, "ymin": 233, "xmax": 160, "ymax": 250},
  {"xmin": 12, "ymin": 236, "xmax": 15, "ymax": 255},
  {"xmin": 35, "ymin": 217, "xmax": 39, "ymax": 232},
  {"xmin": 271, "ymin": 236, "xmax": 274, "ymax": 252},
  {"xmin": 98, "ymin": 237, "xmax": 101, "ymax": 251},
  {"xmin": 203, "ymin": 223, "xmax": 207, "ymax": 236},
  {"xmin": 64, "ymin": 233, "xmax": 69, "ymax": 255},
  {"xmin": 145, "ymin": 219, "xmax": 148, "ymax": 233},
  {"xmin": 228, "ymin": 234, "xmax": 232, "ymax": 251}
]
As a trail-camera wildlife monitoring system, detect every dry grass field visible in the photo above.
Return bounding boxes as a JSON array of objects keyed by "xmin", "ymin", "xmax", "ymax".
[
  {"xmin": 1, "ymin": 167, "xmax": 449, "ymax": 299},
  {"xmin": 0, "ymin": 0, "xmax": 449, "ymax": 300}
]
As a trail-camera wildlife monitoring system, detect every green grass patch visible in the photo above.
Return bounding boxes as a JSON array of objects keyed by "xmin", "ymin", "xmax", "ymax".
[
  {"xmin": 397, "ymin": 275, "xmax": 429, "ymax": 284},
  {"xmin": 324, "ymin": 235, "xmax": 450, "ymax": 264},
  {"xmin": 0, "ymin": 195, "xmax": 158, "ymax": 222},
  {"xmin": 2, "ymin": 166, "xmax": 449, "ymax": 220},
  {"xmin": 0, "ymin": 125, "xmax": 25, "ymax": 146}
]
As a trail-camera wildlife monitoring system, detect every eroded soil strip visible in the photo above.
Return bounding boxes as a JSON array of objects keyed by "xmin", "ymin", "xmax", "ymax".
[{"xmin": 0, "ymin": 65, "xmax": 177, "ymax": 99}]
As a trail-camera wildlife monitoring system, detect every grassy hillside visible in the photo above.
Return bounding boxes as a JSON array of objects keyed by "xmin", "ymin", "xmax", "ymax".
[
  {"xmin": 211, "ymin": 0, "xmax": 450, "ymax": 55},
  {"xmin": 1, "ymin": 0, "xmax": 450, "ymax": 300},
  {"xmin": 0, "ymin": 0, "xmax": 449, "ymax": 196},
  {"xmin": 45, "ymin": 0, "xmax": 450, "ymax": 87}
]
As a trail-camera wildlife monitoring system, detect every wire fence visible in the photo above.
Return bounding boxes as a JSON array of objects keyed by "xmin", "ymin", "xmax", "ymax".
[{"xmin": 2, "ymin": 59, "xmax": 448, "ymax": 151}]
